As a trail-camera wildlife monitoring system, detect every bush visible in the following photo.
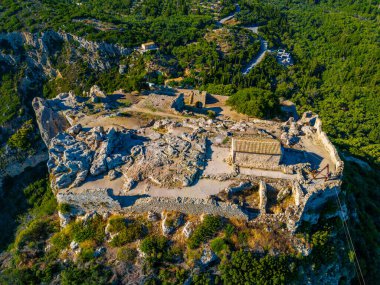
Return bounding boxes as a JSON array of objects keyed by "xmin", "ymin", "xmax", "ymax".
[
  {"xmin": 78, "ymin": 247, "xmax": 95, "ymax": 263},
  {"xmin": 210, "ymin": 238, "xmax": 228, "ymax": 254},
  {"xmin": 227, "ymin": 87, "xmax": 279, "ymax": 119},
  {"xmin": 67, "ymin": 215, "xmax": 105, "ymax": 245},
  {"xmin": 109, "ymin": 221, "xmax": 145, "ymax": 247},
  {"xmin": 14, "ymin": 218, "xmax": 54, "ymax": 250},
  {"xmin": 58, "ymin": 203, "xmax": 71, "ymax": 214},
  {"xmin": 220, "ymin": 250, "xmax": 295, "ymax": 284},
  {"xmin": 23, "ymin": 178, "xmax": 57, "ymax": 216},
  {"xmin": 187, "ymin": 215, "xmax": 222, "ymax": 249},
  {"xmin": 116, "ymin": 247, "xmax": 137, "ymax": 263},
  {"xmin": 7, "ymin": 120, "xmax": 36, "ymax": 151},
  {"xmin": 207, "ymin": 110, "xmax": 216, "ymax": 119},
  {"xmin": 107, "ymin": 216, "xmax": 127, "ymax": 233},
  {"xmin": 140, "ymin": 235, "xmax": 169, "ymax": 266},
  {"xmin": 61, "ymin": 263, "xmax": 111, "ymax": 285},
  {"xmin": 50, "ymin": 232, "xmax": 70, "ymax": 251}
]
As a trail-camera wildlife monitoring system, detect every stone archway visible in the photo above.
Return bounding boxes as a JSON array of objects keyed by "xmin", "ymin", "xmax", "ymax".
[{"xmin": 195, "ymin": 101, "xmax": 203, "ymax": 108}]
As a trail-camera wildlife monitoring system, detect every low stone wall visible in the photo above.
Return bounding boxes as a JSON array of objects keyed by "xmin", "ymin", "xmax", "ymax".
[
  {"xmin": 314, "ymin": 117, "xmax": 344, "ymax": 175},
  {"xmin": 57, "ymin": 188, "xmax": 249, "ymax": 220},
  {"xmin": 293, "ymin": 181, "xmax": 304, "ymax": 206},
  {"xmin": 126, "ymin": 197, "xmax": 249, "ymax": 220},
  {"xmin": 234, "ymin": 152, "xmax": 282, "ymax": 171},
  {"xmin": 259, "ymin": 181, "xmax": 267, "ymax": 214},
  {"xmin": 57, "ymin": 189, "xmax": 122, "ymax": 214}
]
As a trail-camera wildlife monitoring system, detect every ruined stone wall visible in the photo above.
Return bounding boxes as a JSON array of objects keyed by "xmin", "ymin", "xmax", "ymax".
[
  {"xmin": 314, "ymin": 117, "xmax": 344, "ymax": 175},
  {"xmin": 259, "ymin": 181, "xmax": 267, "ymax": 214},
  {"xmin": 234, "ymin": 152, "xmax": 281, "ymax": 170},
  {"xmin": 127, "ymin": 197, "xmax": 249, "ymax": 220},
  {"xmin": 171, "ymin": 94, "xmax": 185, "ymax": 111},
  {"xmin": 57, "ymin": 189, "xmax": 249, "ymax": 220}
]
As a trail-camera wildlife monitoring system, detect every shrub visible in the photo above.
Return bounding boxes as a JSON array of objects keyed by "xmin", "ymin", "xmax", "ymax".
[
  {"xmin": 227, "ymin": 87, "xmax": 279, "ymax": 119},
  {"xmin": 67, "ymin": 215, "xmax": 105, "ymax": 245},
  {"xmin": 158, "ymin": 266, "xmax": 189, "ymax": 284},
  {"xmin": 14, "ymin": 218, "xmax": 54, "ymax": 250},
  {"xmin": 58, "ymin": 203, "xmax": 71, "ymax": 214},
  {"xmin": 78, "ymin": 247, "xmax": 95, "ymax": 262},
  {"xmin": 116, "ymin": 247, "xmax": 137, "ymax": 263},
  {"xmin": 61, "ymin": 263, "xmax": 111, "ymax": 285},
  {"xmin": 107, "ymin": 216, "xmax": 127, "ymax": 233},
  {"xmin": 220, "ymin": 250, "xmax": 295, "ymax": 284},
  {"xmin": 7, "ymin": 120, "xmax": 35, "ymax": 151},
  {"xmin": 187, "ymin": 215, "xmax": 222, "ymax": 249},
  {"xmin": 109, "ymin": 221, "xmax": 145, "ymax": 247},
  {"xmin": 23, "ymin": 178, "xmax": 57, "ymax": 216},
  {"xmin": 207, "ymin": 110, "xmax": 216, "ymax": 119},
  {"xmin": 50, "ymin": 232, "xmax": 70, "ymax": 251},
  {"xmin": 210, "ymin": 238, "xmax": 228, "ymax": 254},
  {"xmin": 140, "ymin": 235, "xmax": 169, "ymax": 266}
]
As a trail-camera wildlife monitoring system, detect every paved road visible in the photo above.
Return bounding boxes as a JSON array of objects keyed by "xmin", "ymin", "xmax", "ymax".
[
  {"xmin": 217, "ymin": 4, "xmax": 268, "ymax": 75},
  {"xmin": 242, "ymin": 38, "xmax": 268, "ymax": 75},
  {"xmin": 219, "ymin": 4, "xmax": 240, "ymax": 24}
]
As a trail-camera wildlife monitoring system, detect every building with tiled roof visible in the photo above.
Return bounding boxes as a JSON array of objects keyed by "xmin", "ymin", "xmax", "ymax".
[{"xmin": 231, "ymin": 137, "xmax": 283, "ymax": 169}]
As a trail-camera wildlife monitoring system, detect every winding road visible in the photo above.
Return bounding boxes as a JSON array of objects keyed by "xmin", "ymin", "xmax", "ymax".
[
  {"xmin": 242, "ymin": 38, "xmax": 268, "ymax": 75},
  {"xmin": 218, "ymin": 4, "xmax": 269, "ymax": 75}
]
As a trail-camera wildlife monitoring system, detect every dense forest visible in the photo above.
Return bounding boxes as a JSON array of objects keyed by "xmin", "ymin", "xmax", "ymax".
[{"xmin": 0, "ymin": 0, "xmax": 379, "ymax": 284}]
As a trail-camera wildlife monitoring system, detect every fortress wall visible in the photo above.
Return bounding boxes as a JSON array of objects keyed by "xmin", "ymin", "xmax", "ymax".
[
  {"xmin": 126, "ymin": 197, "xmax": 249, "ymax": 220},
  {"xmin": 314, "ymin": 117, "xmax": 344, "ymax": 175},
  {"xmin": 57, "ymin": 189, "xmax": 122, "ymax": 214},
  {"xmin": 57, "ymin": 189, "xmax": 249, "ymax": 220}
]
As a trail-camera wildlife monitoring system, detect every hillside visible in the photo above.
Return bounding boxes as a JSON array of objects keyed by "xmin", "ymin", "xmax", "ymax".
[{"xmin": 0, "ymin": 0, "xmax": 379, "ymax": 284}]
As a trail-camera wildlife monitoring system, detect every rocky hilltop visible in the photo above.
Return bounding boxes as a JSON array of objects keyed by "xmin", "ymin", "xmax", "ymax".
[
  {"xmin": 0, "ymin": 32, "xmax": 131, "ymax": 195},
  {"xmin": 32, "ymin": 86, "xmax": 345, "ymax": 236}
]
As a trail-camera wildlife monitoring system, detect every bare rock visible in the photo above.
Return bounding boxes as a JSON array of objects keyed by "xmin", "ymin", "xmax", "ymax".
[
  {"xmin": 277, "ymin": 187, "xmax": 291, "ymax": 202},
  {"xmin": 32, "ymin": 97, "xmax": 71, "ymax": 146},
  {"xmin": 70, "ymin": 241, "xmax": 79, "ymax": 250},
  {"xmin": 182, "ymin": 221, "xmax": 193, "ymax": 239},
  {"xmin": 108, "ymin": 169, "xmax": 120, "ymax": 181},
  {"xmin": 147, "ymin": 211, "xmax": 159, "ymax": 222},
  {"xmin": 199, "ymin": 247, "xmax": 217, "ymax": 267},
  {"xmin": 67, "ymin": 124, "xmax": 82, "ymax": 136}
]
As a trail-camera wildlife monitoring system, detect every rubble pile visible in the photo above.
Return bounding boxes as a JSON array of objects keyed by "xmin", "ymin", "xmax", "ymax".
[{"xmin": 126, "ymin": 129, "xmax": 206, "ymax": 188}]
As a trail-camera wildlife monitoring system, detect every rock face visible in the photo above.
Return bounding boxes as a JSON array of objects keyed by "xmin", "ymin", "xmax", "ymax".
[
  {"xmin": 32, "ymin": 97, "xmax": 71, "ymax": 146},
  {"xmin": 49, "ymin": 126, "xmax": 132, "ymax": 189},
  {"xmin": 0, "ymin": 30, "xmax": 131, "ymax": 145},
  {"xmin": 199, "ymin": 247, "xmax": 217, "ymax": 267}
]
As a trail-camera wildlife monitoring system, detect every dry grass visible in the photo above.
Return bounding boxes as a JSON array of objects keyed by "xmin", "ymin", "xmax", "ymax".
[{"xmin": 272, "ymin": 195, "xmax": 295, "ymax": 214}]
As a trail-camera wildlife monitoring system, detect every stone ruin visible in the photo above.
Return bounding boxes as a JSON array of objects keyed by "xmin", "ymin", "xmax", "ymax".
[{"xmin": 33, "ymin": 86, "xmax": 344, "ymax": 233}]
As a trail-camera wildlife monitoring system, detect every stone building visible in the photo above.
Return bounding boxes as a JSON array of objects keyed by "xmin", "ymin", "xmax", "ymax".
[
  {"xmin": 137, "ymin": 93, "xmax": 184, "ymax": 112},
  {"xmin": 181, "ymin": 89, "xmax": 207, "ymax": 108},
  {"xmin": 231, "ymin": 137, "xmax": 283, "ymax": 169}
]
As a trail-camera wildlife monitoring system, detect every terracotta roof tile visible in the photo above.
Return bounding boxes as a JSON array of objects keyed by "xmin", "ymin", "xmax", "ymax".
[{"xmin": 232, "ymin": 138, "xmax": 282, "ymax": 155}]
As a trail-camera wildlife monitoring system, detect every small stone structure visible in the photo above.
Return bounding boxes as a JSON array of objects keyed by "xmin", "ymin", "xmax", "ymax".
[
  {"xmin": 181, "ymin": 89, "xmax": 207, "ymax": 108},
  {"xmin": 231, "ymin": 137, "xmax": 283, "ymax": 169}
]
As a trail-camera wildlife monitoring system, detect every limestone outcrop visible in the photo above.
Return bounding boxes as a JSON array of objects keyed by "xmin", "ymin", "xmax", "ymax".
[
  {"xmin": 48, "ymin": 127, "xmax": 132, "ymax": 189},
  {"xmin": 32, "ymin": 96, "xmax": 71, "ymax": 146},
  {"xmin": 33, "ymin": 90, "xmax": 343, "ymax": 234}
]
